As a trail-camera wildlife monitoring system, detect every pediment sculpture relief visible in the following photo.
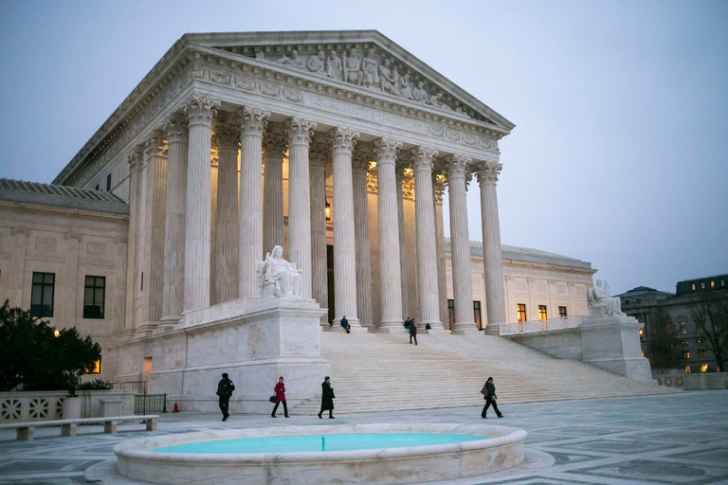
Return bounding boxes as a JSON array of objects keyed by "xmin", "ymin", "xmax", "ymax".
[{"xmin": 222, "ymin": 44, "xmax": 473, "ymax": 118}]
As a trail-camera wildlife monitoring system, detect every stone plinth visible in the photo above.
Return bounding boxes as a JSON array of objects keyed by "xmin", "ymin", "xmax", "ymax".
[
  {"xmin": 581, "ymin": 315, "xmax": 653, "ymax": 382},
  {"xmin": 148, "ymin": 297, "xmax": 330, "ymax": 414}
]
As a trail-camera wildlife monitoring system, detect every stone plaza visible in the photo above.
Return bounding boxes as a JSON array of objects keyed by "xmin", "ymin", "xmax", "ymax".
[{"xmin": 1, "ymin": 390, "xmax": 726, "ymax": 485}]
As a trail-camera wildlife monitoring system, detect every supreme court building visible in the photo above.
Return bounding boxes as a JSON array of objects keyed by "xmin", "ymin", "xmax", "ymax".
[{"xmin": 0, "ymin": 31, "xmax": 595, "ymax": 406}]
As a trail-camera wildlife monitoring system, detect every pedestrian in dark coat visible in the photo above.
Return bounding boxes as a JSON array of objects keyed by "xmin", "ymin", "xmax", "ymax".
[
  {"xmin": 408, "ymin": 319, "xmax": 418, "ymax": 345},
  {"xmin": 317, "ymin": 376, "xmax": 336, "ymax": 419},
  {"xmin": 216, "ymin": 372, "xmax": 235, "ymax": 421},
  {"xmin": 481, "ymin": 376, "xmax": 504, "ymax": 419},
  {"xmin": 271, "ymin": 376, "xmax": 289, "ymax": 418},
  {"xmin": 340, "ymin": 315, "xmax": 351, "ymax": 333}
]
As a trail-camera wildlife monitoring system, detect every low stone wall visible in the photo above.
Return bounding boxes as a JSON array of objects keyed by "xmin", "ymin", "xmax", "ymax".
[
  {"xmin": 0, "ymin": 391, "xmax": 136, "ymax": 422},
  {"xmin": 507, "ymin": 328, "xmax": 583, "ymax": 361},
  {"xmin": 684, "ymin": 372, "xmax": 728, "ymax": 390}
]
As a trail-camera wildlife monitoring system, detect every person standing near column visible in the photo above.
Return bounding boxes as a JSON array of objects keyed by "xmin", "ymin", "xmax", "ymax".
[
  {"xmin": 409, "ymin": 318, "xmax": 418, "ymax": 345},
  {"xmin": 216, "ymin": 372, "xmax": 235, "ymax": 421},
  {"xmin": 271, "ymin": 376, "xmax": 289, "ymax": 418}
]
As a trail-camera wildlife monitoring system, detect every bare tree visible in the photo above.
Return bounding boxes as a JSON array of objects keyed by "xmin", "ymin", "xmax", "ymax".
[
  {"xmin": 691, "ymin": 291, "xmax": 728, "ymax": 372},
  {"xmin": 646, "ymin": 307, "xmax": 680, "ymax": 369}
]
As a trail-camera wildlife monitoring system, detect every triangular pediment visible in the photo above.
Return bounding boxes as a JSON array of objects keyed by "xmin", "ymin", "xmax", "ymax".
[{"xmin": 183, "ymin": 30, "xmax": 514, "ymax": 132}]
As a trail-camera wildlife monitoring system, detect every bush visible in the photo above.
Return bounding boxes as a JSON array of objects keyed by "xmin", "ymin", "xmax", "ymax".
[{"xmin": 78, "ymin": 379, "xmax": 112, "ymax": 391}]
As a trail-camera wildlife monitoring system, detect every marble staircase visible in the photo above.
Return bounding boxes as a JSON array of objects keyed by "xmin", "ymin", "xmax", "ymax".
[{"xmin": 291, "ymin": 330, "xmax": 678, "ymax": 415}]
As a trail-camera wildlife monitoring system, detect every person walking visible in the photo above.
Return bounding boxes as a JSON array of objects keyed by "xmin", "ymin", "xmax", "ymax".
[
  {"xmin": 216, "ymin": 372, "xmax": 235, "ymax": 421},
  {"xmin": 408, "ymin": 319, "xmax": 418, "ymax": 345},
  {"xmin": 271, "ymin": 376, "xmax": 289, "ymax": 418},
  {"xmin": 317, "ymin": 376, "xmax": 336, "ymax": 419},
  {"xmin": 480, "ymin": 376, "xmax": 504, "ymax": 419}
]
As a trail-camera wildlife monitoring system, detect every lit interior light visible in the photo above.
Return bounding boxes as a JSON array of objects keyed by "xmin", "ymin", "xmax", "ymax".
[{"xmin": 54, "ymin": 329, "xmax": 60, "ymax": 338}]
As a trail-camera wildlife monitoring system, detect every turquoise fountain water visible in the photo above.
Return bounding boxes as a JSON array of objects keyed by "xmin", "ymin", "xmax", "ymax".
[{"xmin": 155, "ymin": 433, "xmax": 488, "ymax": 454}]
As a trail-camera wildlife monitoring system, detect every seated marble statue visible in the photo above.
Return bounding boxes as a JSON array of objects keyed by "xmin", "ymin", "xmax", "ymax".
[
  {"xmin": 586, "ymin": 280, "xmax": 624, "ymax": 318},
  {"xmin": 257, "ymin": 245, "xmax": 303, "ymax": 299}
]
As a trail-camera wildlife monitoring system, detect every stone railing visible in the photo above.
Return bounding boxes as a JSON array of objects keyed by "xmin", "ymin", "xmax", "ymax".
[
  {"xmin": 0, "ymin": 390, "xmax": 136, "ymax": 422},
  {"xmin": 499, "ymin": 316, "xmax": 585, "ymax": 336}
]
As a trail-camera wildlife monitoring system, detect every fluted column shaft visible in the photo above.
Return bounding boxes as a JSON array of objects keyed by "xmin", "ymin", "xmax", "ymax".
[
  {"xmin": 183, "ymin": 95, "xmax": 219, "ymax": 313},
  {"xmin": 413, "ymin": 147, "xmax": 443, "ymax": 329},
  {"xmin": 263, "ymin": 123, "xmax": 286, "ymax": 255},
  {"xmin": 124, "ymin": 148, "xmax": 143, "ymax": 333},
  {"xmin": 161, "ymin": 114, "xmax": 188, "ymax": 323},
  {"xmin": 286, "ymin": 117, "xmax": 316, "ymax": 299},
  {"xmin": 330, "ymin": 127, "xmax": 360, "ymax": 326},
  {"xmin": 141, "ymin": 135, "xmax": 167, "ymax": 323},
  {"xmin": 433, "ymin": 178, "xmax": 449, "ymax": 328},
  {"xmin": 239, "ymin": 107, "xmax": 270, "ymax": 298},
  {"xmin": 375, "ymin": 138, "xmax": 404, "ymax": 328},
  {"xmin": 352, "ymin": 152, "xmax": 373, "ymax": 328},
  {"xmin": 395, "ymin": 162, "xmax": 411, "ymax": 319},
  {"xmin": 309, "ymin": 137, "xmax": 329, "ymax": 323},
  {"xmin": 214, "ymin": 122, "xmax": 240, "ymax": 303},
  {"xmin": 477, "ymin": 161, "xmax": 507, "ymax": 333},
  {"xmin": 447, "ymin": 155, "xmax": 476, "ymax": 333}
]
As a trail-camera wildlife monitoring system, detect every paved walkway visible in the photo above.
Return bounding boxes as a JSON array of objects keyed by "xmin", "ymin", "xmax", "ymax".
[{"xmin": 0, "ymin": 390, "xmax": 726, "ymax": 485}]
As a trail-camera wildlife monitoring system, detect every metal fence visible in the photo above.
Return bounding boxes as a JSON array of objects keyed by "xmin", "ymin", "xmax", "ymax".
[
  {"xmin": 134, "ymin": 394, "xmax": 167, "ymax": 414},
  {"xmin": 113, "ymin": 381, "xmax": 147, "ymax": 394}
]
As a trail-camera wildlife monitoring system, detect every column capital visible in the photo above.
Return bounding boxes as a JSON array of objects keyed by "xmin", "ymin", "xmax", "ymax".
[
  {"xmin": 329, "ymin": 126, "xmax": 359, "ymax": 153},
  {"xmin": 475, "ymin": 160, "xmax": 503, "ymax": 185},
  {"xmin": 183, "ymin": 94, "xmax": 220, "ymax": 127},
  {"xmin": 373, "ymin": 137, "xmax": 402, "ymax": 164},
  {"xmin": 213, "ymin": 121, "xmax": 240, "ymax": 148},
  {"xmin": 411, "ymin": 146, "xmax": 439, "ymax": 172},
  {"xmin": 263, "ymin": 122, "xmax": 287, "ymax": 156},
  {"xmin": 286, "ymin": 117, "xmax": 317, "ymax": 146},
  {"xmin": 163, "ymin": 112, "xmax": 188, "ymax": 144},
  {"xmin": 143, "ymin": 132, "xmax": 166, "ymax": 159},
  {"xmin": 237, "ymin": 106, "xmax": 271, "ymax": 136},
  {"xmin": 310, "ymin": 132, "xmax": 330, "ymax": 166},
  {"xmin": 352, "ymin": 143, "xmax": 374, "ymax": 173},
  {"xmin": 444, "ymin": 153, "xmax": 471, "ymax": 179},
  {"xmin": 127, "ymin": 146, "xmax": 143, "ymax": 171}
]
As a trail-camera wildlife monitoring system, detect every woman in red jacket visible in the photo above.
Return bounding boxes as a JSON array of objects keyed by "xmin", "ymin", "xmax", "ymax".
[{"xmin": 271, "ymin": 376, "xmax": 289, "ymax": 418}]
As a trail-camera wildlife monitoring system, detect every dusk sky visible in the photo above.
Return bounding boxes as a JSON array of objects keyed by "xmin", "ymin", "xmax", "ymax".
[{"xmin": 1, "ymin": 0, "xmax": 726, "ymax": 295}]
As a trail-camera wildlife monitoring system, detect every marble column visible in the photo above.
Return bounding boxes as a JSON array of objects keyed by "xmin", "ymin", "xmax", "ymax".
[
  {"xmin": 476, "ymin": 160, "xmax": 507, "ymax": 334},
  {"xmin": 140, "ymin": 134, "xmax": 167, "ymax": 325},
  {"xmin": 412, "ymin": 146, "xmax": 444, "ymax": 330},
  {"xmin": 433, "ymin": 176, "xmax": 449, "ymax": 328},
  {"xmin": 161, "ymin": 114, "xmax": 188, "ymax": 325},
  {"xmin": 124, "ymin": 147, "xmax": 143, "ymax": 335},
  {"xmin": 263, "ymin": 123, "xmax": 286, "ymax": 256},
  {"xmin": 214, "ymin": 121, "xmax": 240, "ymax": 303},
  {"xmin": 374, "ymin": 137, "xmax": 404, "ymax": 330},
  {"xmin": 395, "ymin": 160, "xmax": 412, "ymax": 320},
  {"xmin": 309, "ymin": 135, "xmax": 329, "ymax": 323},
  {"xmin": 446, "ymin": 154, "xmax": 477, "ymax": 334},
  {"xmin": 183, "ymin": 95, "xmax": 219, "ymax": 313},
  {"xmin": 286, "ymin": 117, "xmax": 316, "ymax": 299},
  {"xmin": 238, "ymin": 106, "xmax": 270, "ymax": 299},
  {"xmin": 329, "ymin": 126, "xmax": 360, "ymax": 327},
  {"xmin": 352, "ymin": 147, "xmax": 374, "ymax": 328}
]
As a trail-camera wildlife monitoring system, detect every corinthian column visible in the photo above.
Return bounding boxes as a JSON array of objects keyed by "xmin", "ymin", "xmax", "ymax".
[
  {"xmin": 140, "ymin": 133, "xmax": 167, "ymax": 326},
  {"xmin": 476, "ymin": 160, "xmax": 507, "ymax": 334},
  {"xmin": 238, "ymin": 106, "xmax": 270, "ymax": 299},
  {"xmin": 446, "ymin": 154, "xmax": 477, "ymax": 334},
  {"xmin": 124, "ymin": 147, "xmax": 143, "ymax": 336},
  {"xmin": 214, "ymin": 121, "xmax": 240, "ymax": 303},
  {"xmin": 433, "ymin": 175, "xmax": 449, "ymax": 328},
  {"xmin": 412, "ymin": 146, "xmax": 444, "ymax": 330},
  {"xmin": 161, "ymin": 114, "xmax": 188, "ymax": 325},
  {"xmin": 263, "ymin": 123, "xmax": 286, "ymax": 255},
  {"xmin": 374, "ymin": 137, "xmax": 404, "ymax": 330},
  {"xmin": 329, "ymin": 126, "xmax": 361, "ymax": 328},
  {"xmin": 352, "ymin": 147, "xmax": 373, "ymax": 328},
  {"xmin": 309, "ymin": 135, "xmax": 329, "ymax": 323},
  {"xmin": 286, "ymin": 117, "xmax": 317, "ymax": 299},
  {"xmin": 183, "ymin": 95, "xmax": 219, "ymax": 313}
]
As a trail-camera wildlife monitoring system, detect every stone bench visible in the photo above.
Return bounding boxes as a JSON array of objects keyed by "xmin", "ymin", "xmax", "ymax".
[{"xmin": 0, "ymin": 415, "xmax": 158, "ymax": 441}]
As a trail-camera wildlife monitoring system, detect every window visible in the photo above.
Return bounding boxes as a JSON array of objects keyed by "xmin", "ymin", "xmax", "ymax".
[
  {"xmin": 682, "ymin": 341, "xmax": 690, "ymax": 360},
  {"xmin": 473, "ymin": 301, "xmax": 482, "ymax": 330},
  {"xmin": 106, "ymin": 174, "xmax": 112, "ymax": 191},
  {"xmin": 517, "ymin": 304, "xmax": 526, "ymax": 323},
  {"xmin": 558, "ymin": 306, "xmax": 567, "ymax": 318},
  {"xmin": 538, "ymin": 305, "xmax": 548, "ymax": 321},
  {"xmin": 95, "ymin": 184, "xmax": 100, "ymax": 191},
  {"xmin": 691, "ymin": 284, "xmax": 696, "ymax": 291},
  {"xmin": 83, "ymin": 276, "xmax": 106, "ymax": 319},
  {"xmin": 711, "ymin": 280, "xmax": 715, "ymax": 288},
  {"xmin": 701, "ymin": 364, "xmax": 709, "ymax": 372},
  {"xmin": 85, "ymin": 358, "xmax": 101, "ymax": 374},
  {"xmin": 665, "ymin": 323, "xmax": 673, "ymax": 336},
  {"xmin": 447, "ymin": 299, "xmax": 455, "ymax": 330},
  {"xmin": 639, "ymin": 326, "xmax": 644, "ymax": 338},
  {"xmin": 685, "ymin": 365, "xmax": 691, "ymax": 374},
  {"xmin": 31, "ymin": 272, "xmax": 55, "ymax": 317},
  {"xmin": 679, "ymin": 321, "xmax": 687, "ymax": 335},
  {"xmin": 701, "ymin": 282, "xmax": 705, "ymax": 289}
]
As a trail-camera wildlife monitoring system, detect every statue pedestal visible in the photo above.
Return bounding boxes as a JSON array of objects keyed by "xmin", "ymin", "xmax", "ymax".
[{"xmin": 581, "ymin": 315, "xmax": 653, "ymax": 382}]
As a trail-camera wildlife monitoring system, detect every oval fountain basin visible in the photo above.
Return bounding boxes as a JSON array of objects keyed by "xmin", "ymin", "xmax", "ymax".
[{"xmin": 114, "ymin": 423, "xmax": 527, "ymax": 485}]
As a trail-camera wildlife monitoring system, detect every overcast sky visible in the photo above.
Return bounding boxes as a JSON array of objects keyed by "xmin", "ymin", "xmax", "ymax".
[{"xmin": 1, "ymin": 0, "xmax": 726, "ymax": 295}]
